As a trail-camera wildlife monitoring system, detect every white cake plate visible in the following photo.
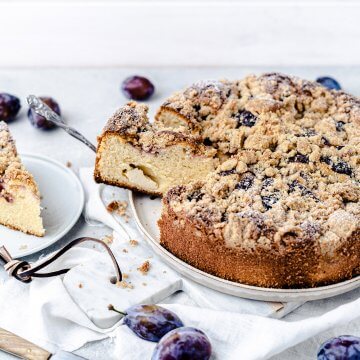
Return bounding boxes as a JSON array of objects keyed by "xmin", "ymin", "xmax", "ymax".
[
  {"xmin": 129, "ymin": 191, "xmax": 360, "ymax": 302},
  {"xmin": 0, "ymin": 153, "xmax": 84, "ymax": 258}
]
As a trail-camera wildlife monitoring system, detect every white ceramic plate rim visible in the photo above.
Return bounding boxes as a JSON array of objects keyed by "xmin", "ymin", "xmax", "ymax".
[
  {"xmin": 11, "ymin": 153, "xmax": 85, "ymax": 258},
  {"xmin": 129, "ymin": 190, "xmax": 360, "ymax": 300}
]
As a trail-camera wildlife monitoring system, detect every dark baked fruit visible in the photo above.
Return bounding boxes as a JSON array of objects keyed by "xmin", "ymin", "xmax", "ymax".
[
  {"xmin": 122, "ymin": 76, "xmax": 155, "ymax": 101},
  {"xmin": 28, "ymin": 96, "xmax": 60, "ymax": 130},
  {"xmin": 152, "ymin": 327, "xmax": 212, "ymax": 360},
  {"xmin": 317, "ymin": 335, "xmax": 360, "ymax": 360},
  {"xmin": 316, "ymin": 76, "xmax": 341, "ymax": 90},
  {"xmin": 0, "ymin": 93, "xmax": 21, "ymax": 122}
]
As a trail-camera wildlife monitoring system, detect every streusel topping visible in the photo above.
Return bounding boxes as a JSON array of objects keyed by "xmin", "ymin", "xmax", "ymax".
[
  {"xmin": 102, "ymin": 102, "xmax": 216, "ymax": 157},
  {"xmin": 163, "ymin": 73, "xmax": 360, "ymax": 255}
]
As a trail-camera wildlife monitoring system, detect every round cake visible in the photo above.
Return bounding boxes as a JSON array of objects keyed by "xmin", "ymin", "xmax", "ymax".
[{"xmin": 157, "ymin": 73, "xmax": 360, "ymax": 288}]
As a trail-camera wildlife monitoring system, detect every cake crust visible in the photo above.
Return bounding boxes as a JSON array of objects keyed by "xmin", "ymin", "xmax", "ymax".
[{"xmin": 159, "ymin": 200, "xmax": 360, "ymax": 288}]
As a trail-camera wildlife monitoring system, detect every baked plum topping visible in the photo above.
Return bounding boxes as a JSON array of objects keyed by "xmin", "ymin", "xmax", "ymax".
[
  {"xmin": 288, "ymin": 181, "xmax": 318, "ymax": 201},
  {"xmin": 261, "ymin": 193, "xmax": 280, "ymax": 210},
  {"xmin": 152, "ymin": 327, "xmax": 212, "ymax": 360},
  {"xmin": 332, "ymin": 160, "xmax": 352, "ymax": 176},
  {"xmin": 320, "ymin": 155, "xmax": 332, "ymax": 165},
  {"xmin": 219, "ymin": 169, "xmax": 236, "ymax": 176},
  {"xmin": 336, "ymin": 121, "xmax": 346, "ymax": 131},
  {"xmin": 122, "ymin": 305, "xmax": 184, "ymax": 342},
  {"xmin": 317, "ymin": 335, "xmax": 360, "ymax": 360},
  {"xmin": 322, "ymin": 136, "xmax": 331, "ymax": 146},
  {"xmin": 235, "ymin": 175, "xmax": 254, "ymax": 190},
  {"xmin": 28, "ymin": 97, "xmax": 60, "ymax": 130},
  {"xmin": 316, "ymin": 76, "xmax": 341, "ymax": 90},
  {"xmin": 187, "ymin": 190, "xmax": 204, "ymax": 202},
  {"xmin": 320, "ymin": 156, "xmax": 352, "ymax": 176},
  {"xmin": 235, "ymin": 110, "xmax": 257, "ymax": 128},
  {"xmin": 262, "ymin": 177, "xmax": 274, "ymax": 188},
  {"xmin": 288, "ymin": 153, "xmax": 309, "ymax": 164},
  {"xmin": 121, "ymin": 76, "xmax": 155, "ymax": 101},
  {"xmin": 0, "ymin": 93, "xmax": 21, "ymax": 122}
]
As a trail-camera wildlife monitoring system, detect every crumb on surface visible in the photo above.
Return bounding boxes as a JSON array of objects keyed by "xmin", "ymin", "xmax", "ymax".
[
  {"xmin": 122, "ymin": 273, "xmax": 129, "ymax": 279},
  {"xmin": 66, "ymin": 161, "xmax": 72, "ymax": 168},
  {"xmin": 102, "ymin": 234, "xmax": 114, "ymax": 245},
  {"xmin": 116, "ymin": 280, "xmax": 134, "ymax": 289},
  {"xmin": 142, "ymin": 282, "xmax": 147, "ymax": 286},
  {"xmin": 78, "ymin": 283, "xmax": 83, "ymax": 289},
  {"xmin": 137, "ymin": 260, "xmax": 150, "ymax": 275},
  {"xmin": 129, "ymin": 239, "xmax": 138, "ymax": 247},
  {"xmin": 122, "ymin": 248, "xmax": 128, "ymax": 253},
  {"xmin": 106, "ymin": 200, "xmax": 130, "ymax": 222},
  {"xmin": 19, "ymin": 244, "xmax": 28, "ymax": 250}
]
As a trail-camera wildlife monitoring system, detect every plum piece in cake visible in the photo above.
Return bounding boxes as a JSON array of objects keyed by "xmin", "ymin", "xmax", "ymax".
[
  {"xmin": 94, "ymin": 102, "xmax": 219, "ymax": 196},
  {"xmin": 0, "ymin": 122, "xmax": 44, "ymax": 237}
]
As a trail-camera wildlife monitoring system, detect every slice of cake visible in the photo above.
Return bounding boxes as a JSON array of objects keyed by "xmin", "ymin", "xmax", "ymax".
[
  {"xmin": 94, "ymin": 102, "xmax": 219, "ymax": 196},
  {"xmin": 0, "ymin": 122, "xmax": 44, "ymax": 236}
]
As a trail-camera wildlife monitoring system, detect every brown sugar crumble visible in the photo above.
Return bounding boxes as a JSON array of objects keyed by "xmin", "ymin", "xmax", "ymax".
[
  {"xmin": 137, "ymin": 260, "xmax": 151, "ymax": 275},
  {"xmin": 129, "ymin": 239, "xmax": 139, "ymax": 247},
  {"xmin": 106, "ymin": 200, "xmax": 130, "ymax": 222},
  {"xmin": 102, "ymin": 234, "xmax": 114, "ymax": 245},
  {"xmin": 116, "ymin": 280, "xmax": 134, "ymax": 289}
]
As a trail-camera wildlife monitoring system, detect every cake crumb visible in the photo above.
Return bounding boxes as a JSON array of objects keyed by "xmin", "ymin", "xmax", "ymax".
[
  {"xmin": 122, "ymin": 248, "xmax": 128, "ymax": 253},
  {"xmin": 78, "ymin": 283, "xmax": 83, "ymax": 289},
  {"xmin": 137, "ymin": 260, "xmax": 150, "ymax": 275},
  {"xmin": 142, "ymin": 282, "xmax": 147, "ymax": 286},
  {"xmin": 116, "ymin": 280, "xmax": 134, "ymax": 289},
  {"xmin": 66, "ymin": 161, "xmax": 72, "ymax": 168},
  {"xmin": 122, "ymin": 273, "xmax": 129, "ymax": 279},
  {"xmin": 106, "ymin": 200, "xmax": 130, "ymax": 222},
  {"xmin": 129, "ymin": 239, "xmax": 138, "ymax": 247},
  {"xmin": 102, "ymin": 234, "xmax": 114, "ymax": 245}
]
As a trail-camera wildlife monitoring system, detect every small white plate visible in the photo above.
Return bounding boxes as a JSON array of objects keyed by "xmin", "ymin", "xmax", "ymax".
[
  {"xmin": 0, "ymin": 153, "xmax": 84, "ymax": 258},
  {"xmin": 129, "ymin": 191, "xmax": 360, "ymax": 302}
]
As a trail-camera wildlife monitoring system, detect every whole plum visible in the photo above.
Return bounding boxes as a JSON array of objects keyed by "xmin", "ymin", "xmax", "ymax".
[
  {"xmin": 123, "ymin": 304, "xmax": 184, "ymax": 342},
  {"xmin": 121, "ymin": 76, "xmax": 155, "ymax": 101},
  {"xmin": 152, "ymin": 327, "xmax": 212, "ymax": 360},
  {"xmin": 0, "ymin": 93, "xmax": 21, "ymax": 122},
  {"xmin": 317, "ymin": 335, "xmax": 360, "ymax": 360}
]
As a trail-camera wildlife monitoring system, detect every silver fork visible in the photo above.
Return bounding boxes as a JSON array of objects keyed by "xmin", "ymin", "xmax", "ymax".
[{"xmin": 26, "ymin": 95, "xmax": 96, "ymax": 152}]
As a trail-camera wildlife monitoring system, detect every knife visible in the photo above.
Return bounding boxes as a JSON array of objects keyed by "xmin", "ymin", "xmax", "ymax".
[{"xmin": 0, "ymin": 328, "xmax": 86, "ymax": 360}]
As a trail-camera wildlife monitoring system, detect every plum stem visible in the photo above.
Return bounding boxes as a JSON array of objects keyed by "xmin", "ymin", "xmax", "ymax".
[{"xmin": 108, "ymin": 304, "xmax": 127, "ymax": 316}]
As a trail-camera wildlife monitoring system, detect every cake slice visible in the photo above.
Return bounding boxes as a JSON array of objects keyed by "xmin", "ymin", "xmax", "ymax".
[
  {"xmin": 0, "ymin": 122, "xmax": 44, "ymax": 236},
  {"xmin": 94, "ymin": 102, "xmax": 219, "ymax": 196}
]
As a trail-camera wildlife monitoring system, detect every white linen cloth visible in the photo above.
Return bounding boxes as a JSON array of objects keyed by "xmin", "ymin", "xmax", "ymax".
[{"xmin": 0, "ymin": 167, "xmax": 357, "ymax": 359}]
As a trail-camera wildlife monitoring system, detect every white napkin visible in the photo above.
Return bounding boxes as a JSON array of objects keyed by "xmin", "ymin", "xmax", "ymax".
[{"xmin": 0, "ymin": 248, "xmax": 111, "ymax": 353}]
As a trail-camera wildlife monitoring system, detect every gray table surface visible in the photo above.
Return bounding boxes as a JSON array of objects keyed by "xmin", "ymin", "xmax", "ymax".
[{"xmin": 0, "ymin": 67, "xmax": 359, "ymax": 359}]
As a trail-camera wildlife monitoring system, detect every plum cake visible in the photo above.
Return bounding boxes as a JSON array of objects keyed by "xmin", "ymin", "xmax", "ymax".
[
  {"xmin": 0, "ymin": 122, "xmax": 44, "ymax": 237},
  {"xmin": 96, "ymin": 73, "xmax": 359, "ymax": 288},
  {"xmin": 158, "ymin": 73, "xmax": 359, "ymax": 288},
  {"xmin": 95, "ymin": 102, "xmax": 219, "ymax": 196}
]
